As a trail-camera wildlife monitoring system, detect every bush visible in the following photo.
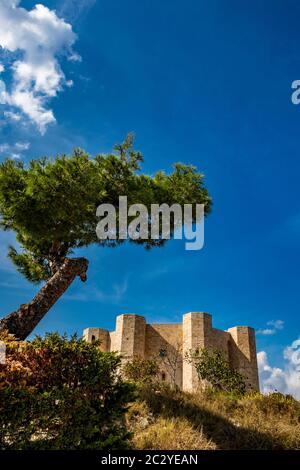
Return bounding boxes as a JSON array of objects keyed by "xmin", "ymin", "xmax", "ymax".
[
  {"xmin": 187, "ymin": 348, "xmax": 246, "ymax": 395},
  {"xmin": 123, "ymin": 357, "xmax": 159, "ymax": 384},
  {"xmin": 0, "ymin": 332, "xmax": 135, "ymax": 449}
]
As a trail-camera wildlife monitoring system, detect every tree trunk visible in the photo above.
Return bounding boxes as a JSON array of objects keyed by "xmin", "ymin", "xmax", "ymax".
[{"xmin": 0, "ymin": 257, "xmax": 89, "ymax": 340}]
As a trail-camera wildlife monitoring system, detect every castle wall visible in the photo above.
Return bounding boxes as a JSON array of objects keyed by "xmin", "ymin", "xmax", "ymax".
[
  {"xmin": 109, "ymin": 331, "xmax": 117, "ymax": 351},
  {"xmin": 206, "ymin": 328, "xmax": 231, "ymax": 360},
  {"xmin": 228, "ymin": 326, "xmax": 259, "ymax": 391},
  {"xmin": 84, "ymin": 312, "xmax": 260, "ymax": 392},
  {"xmin": 145, "ymin": 323, "xmax": 183, "ymax": 387}
]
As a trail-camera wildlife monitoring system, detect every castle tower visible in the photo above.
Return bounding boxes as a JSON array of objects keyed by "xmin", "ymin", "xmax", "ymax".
[
  {"xmin": 182, "ymin": 312, "xmax": 212, "ymax": 392},
  {"xmin": 83, "ymin": 327, "xmax": 110, "ymax": 352},
  {"xmin": 84, "ymin": 311, "xmax": 260, "ymax": 393},
  {"xmin": 114, "ymin": 314, "xmax": 146, "ymax": 358},
  {"xmin": 228, "ymin": 326, "xmax": 259, "ymax": 391}
]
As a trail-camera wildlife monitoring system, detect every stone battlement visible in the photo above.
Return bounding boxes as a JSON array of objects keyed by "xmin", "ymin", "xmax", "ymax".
[{"xmin": 83, "ymin": 312, "xmax": 259, "ymax": 392}]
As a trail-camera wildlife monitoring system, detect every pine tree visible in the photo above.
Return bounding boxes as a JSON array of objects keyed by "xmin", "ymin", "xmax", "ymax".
[{"xmin": 0, "ymin": 134, "xmax": 211, "ymax": 339}]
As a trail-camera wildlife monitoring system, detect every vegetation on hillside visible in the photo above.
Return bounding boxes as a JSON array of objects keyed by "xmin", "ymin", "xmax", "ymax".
[
  {"xmin": 123, "ymin": 355, "xmax": 300, "ymax": 450},
  {"xmin": 0, "ymin": 332, "xmax": 134, "ymax": 450},
  {"xmin": 123, "ymin": 356, "xmax": 160, "ymax": 384},
  {"xmin": 0, "ymin": 332, "xmax": 299, "ymax": 450},
  {"xmin": 127, "ymin": 383, "xmax": 300, "ymax": 450}
]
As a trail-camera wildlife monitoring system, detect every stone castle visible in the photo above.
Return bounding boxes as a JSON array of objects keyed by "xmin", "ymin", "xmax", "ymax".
[{"xmin": 83, "ymin": 312, "xmax": 259, "ymax": 392}]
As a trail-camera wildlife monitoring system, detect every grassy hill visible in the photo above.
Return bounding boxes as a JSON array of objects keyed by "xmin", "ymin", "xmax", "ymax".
[
  {"xmin": 127, "ymin": 385, "xmax": 300, "ymax": 450},
  {"xmin": 1, "ymin": 333, "xmax": 299, "ymax": 450}
]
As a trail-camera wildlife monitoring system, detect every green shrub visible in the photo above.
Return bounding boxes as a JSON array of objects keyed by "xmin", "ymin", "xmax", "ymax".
[
  {"xmin": 187, "ymin": 348, "xmax": 246, "ymax": 395},
  {"xmin": 0, "ymin": 333, "xmax": 135, "ymax": 449},
  {"xmin": 123, "ymin": 357, "xmax": 159, "ymax": 384}
]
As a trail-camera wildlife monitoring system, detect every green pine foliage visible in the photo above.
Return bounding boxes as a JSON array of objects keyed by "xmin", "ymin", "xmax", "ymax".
[{"xmin": 0, "ymin": 134, "xmax": 212, "ymax": 283}]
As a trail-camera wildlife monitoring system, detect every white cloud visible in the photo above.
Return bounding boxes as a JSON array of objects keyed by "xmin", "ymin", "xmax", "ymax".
[
  {"xmin": 257, "ymin": 328, "xmax": 275, "ymax": 336},
  {"xmin": 79, "ymin": 75, "xmax": 91, "ymax": 83},
  {"xmin": 3, "ymin": 110, "xmax": 21, "ymax": 121},
  {"xmin": 0, "ymin": 1, "xmax": 78, "ymax": 133},
  {"xmin": 15, "ymin": 141, "xmax": 30, "ymax": 150},
  {"xmin": 267, "ymin": 319, "xmax": 284, "ymax": 330},
  {"xmin": 258, "ymin": 338, "xmax": 300, "ymax": 399},
  {"xmin": 64, "ymin": 278, "xmax": 129, "ymax": 305},
  {"xmin": 91, "ymin": 279, "xmax": 129, "ymax": 304},
  {"xmin": 0, "ymin": 79, "xmax": 6, "ymax": 104},
  {"xmin": 58, "ymin": 0, "xmax": 96, "ymax": 23},
  {"xmin": 0, "ymin": 64, "xmax": 4, "ymax": 73},
  {"xmin": 68, "ymin": 52, "xmax": 82, "ymax": 62},
  {"xmin": 0, "ymin": 143, "xmax": 9, "ymax": 153},
  {"xmin": 257, "ymin": 319, "xmax": 284, "ymax": 336},
  {"xmin": 0, "ymin": 141, "xmax": 30, "ymax": 159},
  {"xmin": 9, "ymin": 153, "xmax": 21, "ymax": 160}
]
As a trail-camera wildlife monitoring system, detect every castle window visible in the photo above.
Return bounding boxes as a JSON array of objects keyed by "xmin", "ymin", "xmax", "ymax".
[
  {"xmin": 91, "ymin": 335, "xmax": 96, "ymax": 341},
  {"xmin": 161, "ymin": 372, "xmax": 166, "ymax": 381},
  {"xmin": 159, "ymin": 348, "xmax": 167, "ymax": 358}
]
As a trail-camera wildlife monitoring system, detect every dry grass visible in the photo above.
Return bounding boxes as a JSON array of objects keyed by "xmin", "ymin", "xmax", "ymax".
[
  {"xmin": 132, "ymin": 417, "xmax": 216, "ymax": 450},
  {"xmin": 126, "ymin": 384, "xmax": 300, "ymax": 450}
]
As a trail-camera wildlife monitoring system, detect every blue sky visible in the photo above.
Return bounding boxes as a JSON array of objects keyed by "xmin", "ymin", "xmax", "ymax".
[{"xmin": 0, "ymin": 0, "xmax": 300, "ymax": 396}]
